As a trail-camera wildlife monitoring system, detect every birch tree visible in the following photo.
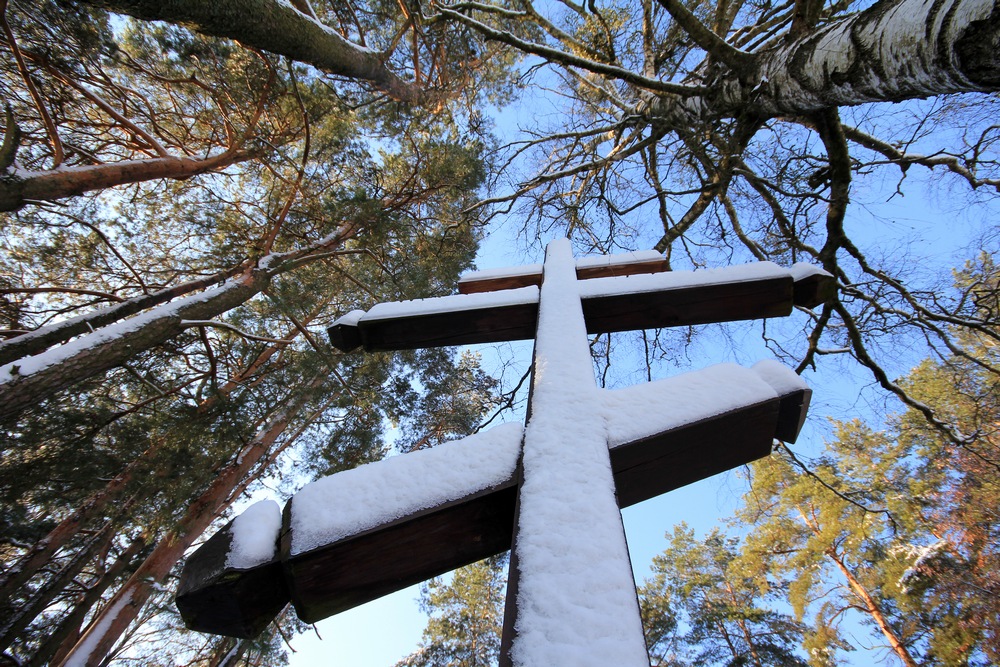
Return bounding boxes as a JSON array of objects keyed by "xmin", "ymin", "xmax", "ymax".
[{"xmin": 418, "ymin": 0, "xmax": 1000, "ymax": 445}]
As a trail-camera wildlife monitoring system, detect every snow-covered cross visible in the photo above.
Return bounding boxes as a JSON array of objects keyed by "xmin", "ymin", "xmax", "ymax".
[{"xmin": 176, "ymin": 239, "xmax": 832, "ymax": 666}]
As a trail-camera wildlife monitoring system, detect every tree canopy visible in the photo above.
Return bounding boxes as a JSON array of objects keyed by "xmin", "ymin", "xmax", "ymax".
[{"xmin": 1, "ymin": 0, "xmax": 998, "ymax": 664}]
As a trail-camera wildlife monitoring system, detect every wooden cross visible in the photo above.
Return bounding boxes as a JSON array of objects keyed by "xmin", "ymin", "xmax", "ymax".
[{"xmin": 176, "ymin": 239, "xmax": 833, "ymax": 664}]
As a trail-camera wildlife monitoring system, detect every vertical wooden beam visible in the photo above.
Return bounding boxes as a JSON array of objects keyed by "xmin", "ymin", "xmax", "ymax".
[{"xmin": 500, "ymin": 239, "xmax": 648, "ymax": 667}]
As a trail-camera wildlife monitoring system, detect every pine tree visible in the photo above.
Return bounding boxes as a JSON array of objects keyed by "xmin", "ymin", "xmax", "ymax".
[
  {"xmin": 639, "ymin": 525, "xmax": 809, "ymax": 667},
  {"xmin": 397, "ymin": 555, "xmax": 508, "ymax": 667}
]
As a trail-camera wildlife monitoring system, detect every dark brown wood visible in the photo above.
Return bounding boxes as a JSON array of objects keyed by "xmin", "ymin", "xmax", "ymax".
[
  {"xmin": 358, "ymin": 302, "xmax": 539, "ymax": 352},
  {"xmin": 280, "ymin": 485, "xmax": 518, "ymax": 623},
  {"xmin": 792, "ymin": 272, "xmax": 836, "ymax": 308},
  {"xmin": 175, "ymin": 520, "xmax": 288, "ymax": 638},
  {"xmin": 269, "ymin": 387, "xmax": 808, "ymax": 627},
  {"xmin": 457, "ymin": 258, "xmax": 670, "ymax": 295},
  {"xmin": 582, "ymin": 276, "xmax": 793, "ymax": 334},
  {"xmin": 327, "ymin": 319, "xmax": 363, "ymax": 352},
  {"xmin": 773, "ymin": 388, "xmax": 811, "ymax": 443},
  {"xmin": 330, "ymin": 276, "xmax": 801, "ymax": 352},
  {"xmin": 458, "ymin": 272, "xmax": 541, "ymax": 294},
  {"xmin": 609, "ymin": 400, "xmax": 779, "ymax": 508}
]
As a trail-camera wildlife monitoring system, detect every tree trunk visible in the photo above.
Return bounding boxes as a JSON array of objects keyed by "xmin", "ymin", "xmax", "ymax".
[
  {"xmin": 0, "ymin": 470, "xmax": 140, "ymax": 607},
  {"xmin": 0, "ymin": 316, "xmax": 313, "ymax": 619},
  {"xmin": 0, "ymin": 263, "xmax": 249, "ymax": 367},
  {"xmin": 0, "ymin": 524, "xmax": 114, "ymax": 652},
  {"xmin": 651, "ymin": 0, "xmax": 1000, "ymax": 122},
  {"xmin": 56, "ymin": 380, "xmax": 325, "ymax": 667},
  {"xmin": 76, "ymin": 0, "xmax": 422, "ymax": 103},
  {"xmin": 0, "ymin": 150, "xmax": 252, "ymax": 212},
  {"xmin": 826, "ymin": 549, "xmax": 920, "ymax": 667},
  {"xmin": 0, "ymin": 222, "xmax": 356, "ymax": 422},
  {"xmin": 29, "ymin": 537, "xmax": 149, "ymax": 667}
]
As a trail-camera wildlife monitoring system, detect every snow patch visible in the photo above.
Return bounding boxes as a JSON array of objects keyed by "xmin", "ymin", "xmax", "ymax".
[
  {"xmin": 578, "ymin": 261, "xmax": 789, "ymax": 298},
  {"xmin": 751, "ymin": 359, "xmax": 809, "ymax": 395},
  {"xmin": 226, "ymin": 500, "xmax": 282, "ymax": 569},
  {"xmin": 512, "ymin": 238, "xmax": 648, "ymax": 666},
  {"xmin": 575, "ymin": 249, "xmax": 663, "ymax": 269},
  {"xmin": 289, "ymin": 422, "xmax": 523, "ymax": 555},
  {"xmin": 332, "ymin": 309, "xmax": 365, "ymax": 327},
  {"xmin": 602, "ymin": 363, "xmax": 782, "ymax": 446},
  {"xmin": 460, "ymin": 263, "xmax": 543, "ymax": 282},
  {"xmin": 0, "ymin": 278, "xmax": 246, "ymax": 386},
  {"xmin": 62, "ymin": 590, "xmax": 134, "ymax": 667},
  {"xmin": 789, "ymin": 262, "xmax": 833, "ymax": 282},
  {"xmin": 361, "ymin": 286, "xmax": 538, "ymax": 321}
]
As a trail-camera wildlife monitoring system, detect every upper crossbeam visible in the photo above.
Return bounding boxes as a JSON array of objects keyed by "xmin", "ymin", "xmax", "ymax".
[{"xmin": 328, "ymin": 259, "xmax": 833, "ymax": 352}]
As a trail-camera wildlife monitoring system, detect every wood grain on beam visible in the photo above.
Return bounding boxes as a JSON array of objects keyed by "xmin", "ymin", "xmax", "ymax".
[
  {"xmin": 334, "ymin": 277, "xmax": 797, "ymax": 352},
  {"xmin": 582, "ymin": 276, "xmax": 792, "ymax": 333}
]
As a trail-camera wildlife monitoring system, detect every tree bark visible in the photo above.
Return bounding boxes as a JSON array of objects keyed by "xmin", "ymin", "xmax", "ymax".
[
  {"xmin": 75, "ymin": 0, "xmax": 422, "ymax": 103},
  {"xmin": 0, "ymin": 469, "xmax": 139, "ymax": 607},
  {"xmin": 0, "ymin": 525, "xmax": 114, "ymax": 652},
  {"xmin": 0, "ymin": 222, "xmax": 357, "ymax": 422},
  {"xmin": 55, "ymin": 380, "xmax": 324, "ymax": 667},
  {"xmin": 0, "ymin": 264, "xmax": 249, "ymax": 367},
  {"xmin": 646, "ymin": 0, "xmax": 1000, "ymax": 121},
  {"xmin": 826, "ymin": 549, "xmax": 920, "ymax": 667},
  {"xmin": 31, "ymin": 538, "xmax": 149, "ymax": 667},
  {"xmin": 0, "ymin": 150, "xmax": 252, "ymax": 212}
]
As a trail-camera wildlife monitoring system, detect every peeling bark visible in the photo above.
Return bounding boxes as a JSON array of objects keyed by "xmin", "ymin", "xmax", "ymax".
[{"xmin": 651, "ymin": 0, "xmax": 1000, "ymax": 123}]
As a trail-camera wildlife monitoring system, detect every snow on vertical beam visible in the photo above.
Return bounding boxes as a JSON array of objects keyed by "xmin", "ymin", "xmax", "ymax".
[{"xmin": 511, "ymin": 238, "xmax": 648, "ymax": 667}]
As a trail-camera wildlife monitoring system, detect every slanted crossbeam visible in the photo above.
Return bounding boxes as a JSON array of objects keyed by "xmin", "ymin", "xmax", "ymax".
[{"xmin": 176, "ymin": 243, "xmax": 831, "ymax": 664}]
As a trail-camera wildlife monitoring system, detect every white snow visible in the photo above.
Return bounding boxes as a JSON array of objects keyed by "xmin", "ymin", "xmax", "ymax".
[
  {"xmin": 511, "ymin": 238, "xmax": 649, "ymax": 667},
  {"xmin": 332, "ymin": 309, "xmax": 366, "ymax": 327},
  {"xmin": 289, "ymin": 422, "xmax": 523, "ymax": 555},
  {"xmin": 459, "ymin": 250, "xmax": 664, "ymax": 284},
  {"xmin": 899, "ymin": 539, "xmax": 950, "ymax": 592},
  {"xmin": 62, "ymin": 590, "xmax": 134, "ymax": 667},
  {"xmin": 460, "ymin": 263, "xmax": 543, "ymax": 282},
  {"xmin": 0, "ymin": 278, "xmax": 246, "ymax": 386},
  {"xmin": 226, "ymin": 499, "xmax": 282, "ymax": 569},
  {"xmin": 578, "ymin": 261, "xmax": 790, "ymax": 299},
  {"xmin": 789, "ymin": 262, "xmax": 833, "ymax": 282},
  {"xmin": 575, "ymin": 249, "xmax": 663, "ymax": 269},
  {"xmin": 602, "ymin": 363, "xmax": 783, "ymax": 446},
  {"xmin": 751, "ymin": 359, "xmax": 810, "ymax": 395},
  {"xmin": 360, "ymin": 286, "xmax": 538, "ymax": 322}
]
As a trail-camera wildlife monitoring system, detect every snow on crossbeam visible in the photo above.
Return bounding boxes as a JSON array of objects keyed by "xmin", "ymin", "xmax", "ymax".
[
  {"xmin": 175, "ymin": 361, "xmax": 809, "ymax": 636},
  {"xmin": 328, "ymin": 261, "xmax": 833, "ymax": 352}
]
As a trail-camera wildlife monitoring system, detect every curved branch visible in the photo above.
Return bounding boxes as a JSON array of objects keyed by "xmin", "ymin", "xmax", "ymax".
[
  {"xmin": 180, "ymin": 320, "xmax": 295, "ymax": 344},
  {"xmin": 842, "ymin": 123, "xmax": 1000, "ymax": 192},
  {"xmin": 435, "ymin": 4, "xmax": 707, "ymax": 97},
  {"xmin": 654, "ymin": 0, "xmax": 754, "ymax": 73},
  {"xmin": 0, "ymin": 0, "xmax": 63, "ymax": 166},
  {"xmin": 0, "ymin": 287, "xmax": 125, "ymax": 302},
  {"xmin": 0, "ymin": 149, "xmax": 253, "ymax": 212}
]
